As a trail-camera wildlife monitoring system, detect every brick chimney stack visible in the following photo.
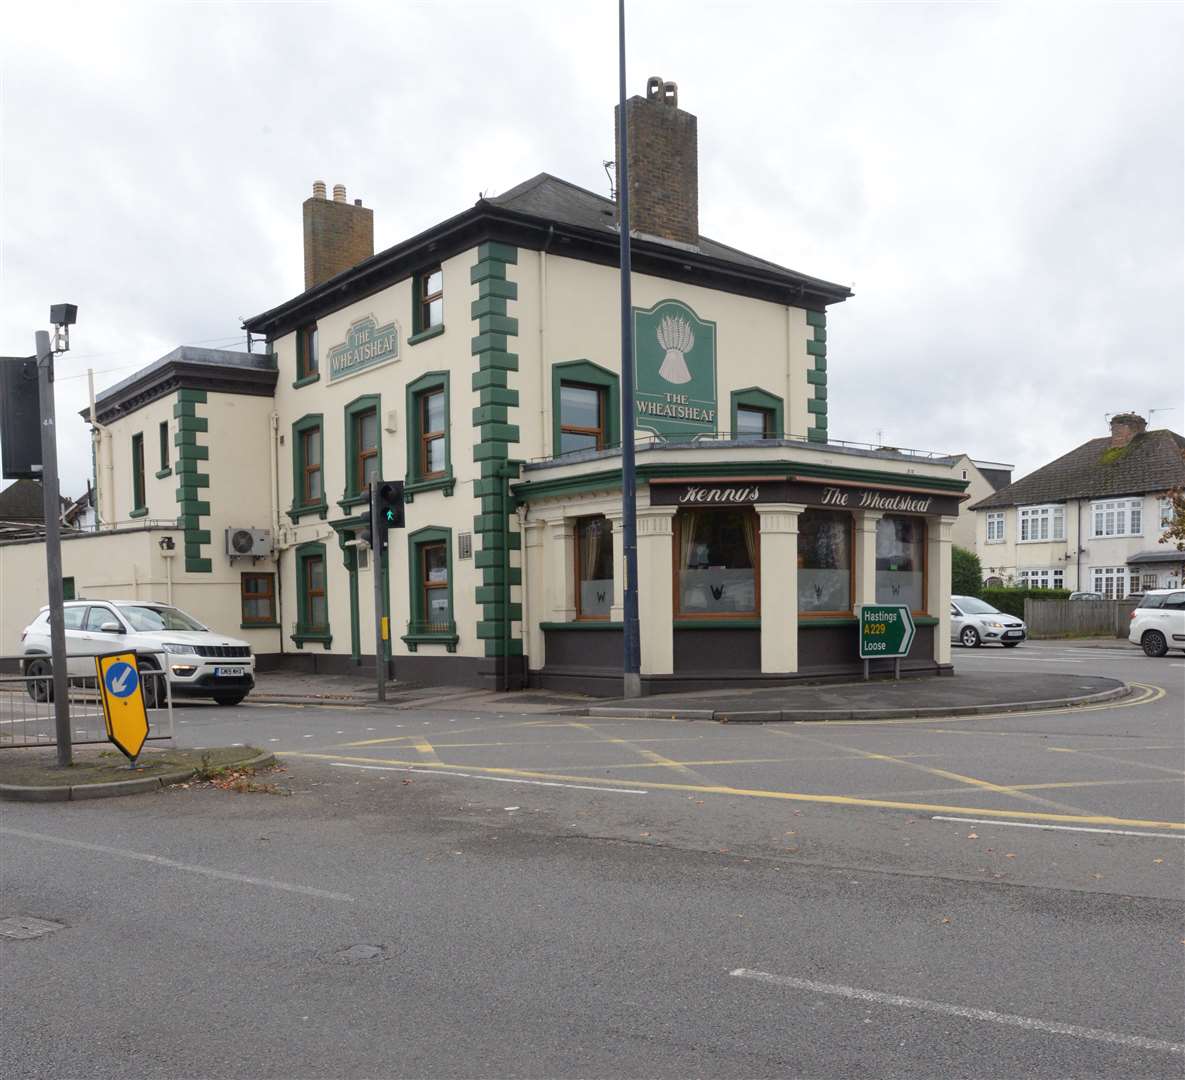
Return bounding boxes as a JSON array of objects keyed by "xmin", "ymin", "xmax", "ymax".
[
  {"xmin": 615, "ymin": 77, "xmax": 698, "ymax": 247},
  {"xmin": 1109, "ymin": 412, "xmax": 1148, "ymax": 448},
  {"xmin": 303, "ymin": 181, "xmax": 374, "ymax": 290}
]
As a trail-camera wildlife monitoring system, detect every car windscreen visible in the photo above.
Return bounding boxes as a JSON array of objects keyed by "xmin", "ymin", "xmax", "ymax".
[
  {"xmin": 119, "ymin": 606, "xmax": 207, "ymax": 632},
  {"xmin": 1138, "ymin": 594, "xmax": 1166, "ymax": 609},
  {"xmin": 954, "ymin": 598, "xmax": 1000, "ymax": 614}
]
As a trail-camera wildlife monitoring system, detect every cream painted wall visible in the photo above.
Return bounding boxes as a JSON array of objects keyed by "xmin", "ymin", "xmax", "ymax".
[
  {"xmin": 104, "ymin": 395, "xmax": 180, "ymax": 526},
  {"xmin": 948, "ymin": 456, "xmax": 999, "ymax": 551}
]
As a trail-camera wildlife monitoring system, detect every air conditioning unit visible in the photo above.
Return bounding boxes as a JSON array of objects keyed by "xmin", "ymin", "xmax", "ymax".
[{"xmin": 225, "ymin": 527, "xmax": 272, "ymax": 558}]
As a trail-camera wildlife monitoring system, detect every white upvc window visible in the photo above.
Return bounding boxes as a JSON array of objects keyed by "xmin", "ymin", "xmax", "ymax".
[
  {"xmin": 1091, "ymin": 497, "xmax": 1143, "ymax": 538},
  {"xmin": 985, "ymin": 511, "xmax": 1005, "ymax": 543},
  {"xmin": 1091, "ymin": 566, "xmax": 1138, "ymax": 599},
  {"xmin": 1017, "ymin": 568, "xmax": 1065, "ymax": 590},
  {"xmin": 1018, "ymin": 504, "xmax": 1065, "ymax": 542},
  {"xmin": 1160, "ymin": 497, "xmax": 1174, "ymax": 528}
]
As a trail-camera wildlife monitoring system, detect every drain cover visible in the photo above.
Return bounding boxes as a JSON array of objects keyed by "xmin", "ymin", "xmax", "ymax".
[
  {"xmin": 0, "ymin": 916, "xmax": 64, "ymax": 940},
  {"xmin": 336, "ymin": 943, "xmax": 386, "ymax": 963}
]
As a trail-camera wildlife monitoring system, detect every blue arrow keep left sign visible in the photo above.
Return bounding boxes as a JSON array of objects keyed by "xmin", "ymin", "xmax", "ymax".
[{"xmin": 104, "ymin": 661, "xmax": 139, "ymax": 698}]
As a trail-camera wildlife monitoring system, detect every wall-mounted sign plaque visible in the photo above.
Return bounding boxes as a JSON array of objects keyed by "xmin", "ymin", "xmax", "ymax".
[
  {"xmin": 633, "ymin": 300, "xmax": 717, "ymax": 440},
  {"xmin": 327, "ymin": 314, "xmax": 401, "ymax": 383}
]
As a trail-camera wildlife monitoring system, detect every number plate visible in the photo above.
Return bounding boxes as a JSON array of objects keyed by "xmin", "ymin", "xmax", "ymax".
[
  {"xmin": 213, "ymin": 666, "xmax": 245, "ymax": 677},
  {"xmin": 1004, "ymin": 630, "xmax": 1023, "ymax": 639}
]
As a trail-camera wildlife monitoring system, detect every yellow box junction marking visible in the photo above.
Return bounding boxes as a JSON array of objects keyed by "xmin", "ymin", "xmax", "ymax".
[{"xmin": 95, "ymin": 651, "xmax": 149, "ymax": 761}]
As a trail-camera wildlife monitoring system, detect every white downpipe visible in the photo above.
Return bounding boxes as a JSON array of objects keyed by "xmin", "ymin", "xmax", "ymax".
[
  {"xmin": 784, "ymin": 306, "xmax": 793, "ymax": 439},
  {"xmin": 538, "ymin": 245, "xmax": 549, "ymax": 455},
  {"xmin": 165, "ymin": 549, "xmax": 174, "ymax": 605}
]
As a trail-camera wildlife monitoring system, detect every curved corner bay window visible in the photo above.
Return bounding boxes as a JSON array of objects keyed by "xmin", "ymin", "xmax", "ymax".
[
  {"xmin": 420, "ymin": 389, "xmax": 446, "ymax": 477},
  {"xmin": 676, "ymin": 509, "xmax": 759, "ymax": 616},
  {"xmin": 798, "ymin": 509, "xmax": 852, "ymax": 614},
  {"xmin": 421, "ymin": 542, "xmax": 450, "ymax": 630},
  {"xmin": 576, "ymin": 516, "xmax": 614, "ymax": 618},
  {"xmin": 875, "ymin": 515, "xmax": 926, "ymax": 611},
  {"xmin": 559, "ymin": 383, "xmax": 604, "ymax": 454}
]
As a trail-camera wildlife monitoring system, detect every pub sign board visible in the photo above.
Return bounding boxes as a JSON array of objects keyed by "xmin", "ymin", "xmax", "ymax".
[
  {"xmin": 633, "ymin": 300, "xmax": 718, "ymax": 440},
  {"xmin": 327, "ymin": 314, "xmax": 401, "ymax": 383},
  {"xmin": 650, "ymin": 480, "xmax": 962, "ymax": 518},
  {"xmin": 858, "ymin": 604, "xmax": 915, "ymax": 660}
]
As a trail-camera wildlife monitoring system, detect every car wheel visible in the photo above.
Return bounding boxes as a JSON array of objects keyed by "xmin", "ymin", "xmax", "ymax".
[
  {"xmin": 24, "ymin": 657, "xmax": 52, "ymax": 703},
  {"xmin": 138, "ymin": 660, "xmax": 162, "ymax": 708},
  {"xmin": 960, "ymin": 626, "xmax": 981, "ymax": 648},
  {"xmin": 1002, "ymin": 641, "xmax": 1020, "ymax": 648},
  {"xmin": 213, "ymin": 694, "xmax": 246, "ymax": 707},
  {"xmin": 1141, "ymin": 630, "xmax": 1169, "ymax": 658}
]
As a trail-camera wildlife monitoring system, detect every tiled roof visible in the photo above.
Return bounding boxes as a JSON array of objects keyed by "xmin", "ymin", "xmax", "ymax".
[{"xmin": 970, "ymin": 430, "xmax": 1185, "ymax": 510}]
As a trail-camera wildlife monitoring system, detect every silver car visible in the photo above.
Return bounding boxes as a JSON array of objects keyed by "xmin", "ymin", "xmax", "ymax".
[{"xmin": 950, "ymin": 595, "xmax": 1027, "ymax": 648}]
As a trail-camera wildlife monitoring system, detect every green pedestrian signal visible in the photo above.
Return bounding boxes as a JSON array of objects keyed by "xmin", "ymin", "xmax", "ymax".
[{"xmin": 370, "ymin": 480, "xmax": 405, "ymax": 551}]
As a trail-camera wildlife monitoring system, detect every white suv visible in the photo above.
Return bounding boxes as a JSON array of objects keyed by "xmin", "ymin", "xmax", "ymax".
[
  {"xmin": 1128, "ymin": 589, "xmax": 1185, "ymax": 657},
  {"xmin": 20, "ymin": 600, "xmax": 255, "ymax": 706}
]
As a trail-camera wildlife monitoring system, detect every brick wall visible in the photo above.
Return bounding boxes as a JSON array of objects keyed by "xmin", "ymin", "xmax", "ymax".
[
  {"xmin": 614, "ymin": 93, "xmax": 698, "ymax": 246},
  {"xmin": 302, "ymin": 196, "xmax": 374, "ymax": 290}
]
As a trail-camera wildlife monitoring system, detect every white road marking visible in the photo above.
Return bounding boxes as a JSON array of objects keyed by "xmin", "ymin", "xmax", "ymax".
[
  {"xmin": 728, "ymin": 969, "xmax": 1184, "ymax": 1055},
  {"xmin": 0, "ymin": 827, "xmax": 355, "ymax": 902},
  {"xmin": 931, "ymin": 815, "xmax": 1185, "ymax": 840},
  {"xmin": 328, "ymin": 760, "xmax": 647, "ymax": 795}
]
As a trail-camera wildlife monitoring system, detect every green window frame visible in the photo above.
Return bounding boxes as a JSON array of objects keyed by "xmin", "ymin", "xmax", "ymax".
[
  {"xmin": 292, "ymin": 541, "xmax": 332, "ymax": 648},
  {"xmin": 402, "ymin": 526, "xmax": 458, "ymax": 651},
  {"xmin": 340, "ymin": 394, "xmax": 382, "ymax": 510},
  {"xmin": 295, "ymin": 324, "xmax": 320, "ymax": 386},
  {"xmin": 409, "ymin": 267, "xmax": 445, "ymax": 344},
  {"xmin": 62, "ymin": 577, "xmax": 76, "ymax": 601},
  {"xmin": 730, "ymin": 387, "xmax": 784, "ymax": 440},
  {"xmin": 288, "ymin": 413, "xmax": 328, "ymax": 521},
  {"xmin": 404, "ymin": 371, "xmax": 454, "ymax": 500},
  {"xmin": 130, "ymin": 432, "xmax": 147, "ymax": 517},
  {"xmin": 552, "ymin": 360, "xmax": 620, "ymax": 458},
  {"xmin": 155, "ymin": 421, "xmax": 171, "ymax": 477}
]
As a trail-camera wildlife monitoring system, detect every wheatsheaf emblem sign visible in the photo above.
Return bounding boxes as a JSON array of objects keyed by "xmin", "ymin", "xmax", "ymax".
[
  {"xmin": 327, "ymin": 314, "xmax": 401, "ymax": 383},
  {"xmin": 633, "ymin": 299, "xmax": 717, "ymax": 439}
]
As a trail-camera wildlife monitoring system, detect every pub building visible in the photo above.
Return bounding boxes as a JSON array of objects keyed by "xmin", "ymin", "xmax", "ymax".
[{"xmin": 61, "ymin": 78, "xmax": 966, "ymax": 695}]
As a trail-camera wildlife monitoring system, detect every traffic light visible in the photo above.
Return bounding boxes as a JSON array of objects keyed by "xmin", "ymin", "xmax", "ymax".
[{"xmin": 370, "ymin": 480, "xmax": 404, "ymax": 551}]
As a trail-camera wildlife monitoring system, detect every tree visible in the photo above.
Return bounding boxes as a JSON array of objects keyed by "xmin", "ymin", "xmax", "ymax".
[
  {"xmin": 1159, "ymin": 483, "xmax": 1185, "ymax": 551},
  {"xmin": 951, "ymin": 545, "xmax": 983, "ymax": 598}
]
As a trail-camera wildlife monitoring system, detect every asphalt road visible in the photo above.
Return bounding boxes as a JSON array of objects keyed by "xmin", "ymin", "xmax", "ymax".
[{"xmin": 2, "ymin": 640, "xmax": 1182, "ymax": 1078}]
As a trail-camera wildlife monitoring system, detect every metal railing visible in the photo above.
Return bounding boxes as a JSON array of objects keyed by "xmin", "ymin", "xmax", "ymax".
[{"xmin": 0, "ymin": 651, "xmax": 174, "ymax": 749}]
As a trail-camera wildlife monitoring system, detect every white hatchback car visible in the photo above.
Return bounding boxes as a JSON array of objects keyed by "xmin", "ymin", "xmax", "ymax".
[
  {"xmin": 1128, "ymin": 589, "xmax": 1185, "ymax": 657},
  {"xmin": 20, "ymin": 600, "xmax": 255, "ymax": 706}
]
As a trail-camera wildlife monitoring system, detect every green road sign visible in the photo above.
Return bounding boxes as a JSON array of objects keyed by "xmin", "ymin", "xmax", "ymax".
[{"xmin": 858, "ymin": 604, "xmax": 916, "ymax": 659}]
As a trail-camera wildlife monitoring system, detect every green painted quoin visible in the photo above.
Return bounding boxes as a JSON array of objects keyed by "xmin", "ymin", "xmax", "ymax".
[
  {"xmin": 806, "ymin": 309, "xmax": 828, "ymax": 443},
  {"xmin": 173, "ymin": 389, "xmax": 212, "ymax": 572},
  {"xmin": 470, "ymin": 242, "xmax": 523, "ymax": 666}
]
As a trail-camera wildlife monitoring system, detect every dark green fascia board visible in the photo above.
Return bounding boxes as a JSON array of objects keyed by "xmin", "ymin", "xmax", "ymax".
[
  {"xmin": 513, "ymin": 459, "xmax": 968, "ymax": 501},
  {"xmin": 129, "ymin": 506, "xmax": 149, "ymax": 519},
  {"xmin": 408, "ymin": 324, "xmax": 445, "ymax": 347}
]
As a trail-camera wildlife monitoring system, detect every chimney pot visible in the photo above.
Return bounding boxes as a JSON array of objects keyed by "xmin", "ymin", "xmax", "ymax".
[
  {"xmin": 312, "ymin": 180, "xmax": 326, "ymax": 199},
  {"xmin": 1109, "ymin": 412, "xmax": 1147, "ymax": 449},
  {"xmin": 333, "ymin": 184, "xmax": 347, "ymax": 203},
  {"xmin": 354, "ymin": 198, "xmax": 362, "ymax": 206}
]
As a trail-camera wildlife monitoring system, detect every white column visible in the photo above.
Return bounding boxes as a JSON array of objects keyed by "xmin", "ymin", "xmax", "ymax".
[
  {"xmin": 605, "ymin": 511, "xmax": 625, "ymax": 623},
  {"xmin": 636, "ymin": 506, "xmax": 676, "ymax": 675},
  {"xmin": 929, "ymin": 515, "xmax": 956, "ymax": 665},
  {"xmin": 521, "ymin": 519, "xmax": 545, "ymax": 669},
  {"xmin": 756, "ymin": 503, "xmax": 805, "ymax": 674},
  {"xmin": 853, "ymin": 510, "xmax": 883, "ymax": 611},
  {"xmin": 546, "ymin": 519, "xmax": 576, "ymax": 623}
]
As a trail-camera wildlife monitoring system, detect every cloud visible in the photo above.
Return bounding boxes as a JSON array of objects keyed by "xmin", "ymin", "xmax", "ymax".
[{"xmin": 1, "ymin": 0, "xmax": 1180, "ymax": 496}]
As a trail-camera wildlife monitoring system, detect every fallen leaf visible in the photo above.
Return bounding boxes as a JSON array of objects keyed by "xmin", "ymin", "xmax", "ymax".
[
  {"xmin": 967, "ymin": 833, "xmax": 978, "ymax": 839},
  {"xmin": 1004, "ymin": 853, "xmax": 1016, "ymax": 859}
]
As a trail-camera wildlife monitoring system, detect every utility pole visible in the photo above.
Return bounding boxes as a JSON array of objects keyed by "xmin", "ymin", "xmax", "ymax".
[
  {"xmin": 35, "ymin": 328, "xmax": 72, "ymax": 765},
  {"xmin": 618, "ymin": 0, "xmax": 641, "ymax": 699}
]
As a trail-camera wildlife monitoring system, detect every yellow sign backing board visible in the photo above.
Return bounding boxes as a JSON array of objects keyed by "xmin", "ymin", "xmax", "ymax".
[{"xmin": 95, "ymin": 651, "xmax": 150, "ymax": 761}]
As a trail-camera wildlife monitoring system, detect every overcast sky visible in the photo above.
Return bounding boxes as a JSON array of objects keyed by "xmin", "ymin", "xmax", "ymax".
[{"xmin": 2, "ymin": 1, "xmax": 1181, "ymax": 499}]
